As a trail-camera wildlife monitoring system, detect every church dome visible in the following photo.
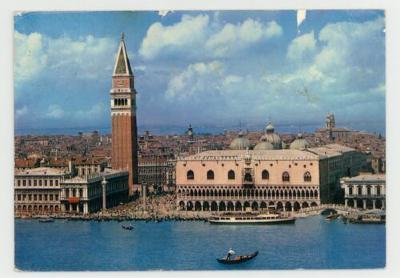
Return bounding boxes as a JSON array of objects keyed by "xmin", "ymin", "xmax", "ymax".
[
  {"xmin": 290, "ymin": 133, "xmax": 310, "ymax": 150},
  {"xmin": 254, "ymin": 139, "xmax": 274, "ymax": 150},
  {"xmin": 260, "ymin": 121, "xmax": 282, "ymax": 149},
  {"xmin": 260, "ymin": 133, "xmax": 282, "ymax": 149},
  {"xmin": 266, "ymin": 122, "xmax": 275, "ymax": 133},
  {"xmin": 229, "ymin": 132, "xmax": 250, "ymax": 150}
]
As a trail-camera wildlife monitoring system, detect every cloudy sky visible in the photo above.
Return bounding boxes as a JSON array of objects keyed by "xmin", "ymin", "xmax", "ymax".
[{"xmin": 14, "ymin": 10, "xmax": 385, "ymax": 134}]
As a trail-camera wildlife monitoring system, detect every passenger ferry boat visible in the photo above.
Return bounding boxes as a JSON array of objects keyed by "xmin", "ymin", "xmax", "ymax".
[{"xmin": 209, "ymin": 212, "xmax": 295, "ymax": 225}]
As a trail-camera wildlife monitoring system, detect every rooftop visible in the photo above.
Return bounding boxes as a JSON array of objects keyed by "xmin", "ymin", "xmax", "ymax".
[
  {"xmin": 307, "ymin": 144, "xmax": 356, "ymax": 158},
  {"xmin": 179, "ymin": 149, "xmax": 320, "ymax": 161},
  {"xmin": 15, "ymin": 167, "xmax": 69, "ymax": 176},
  {"xmin": 342, "ymin": 174, "xmax": 385, "ymax": 182},
  {"xmin": 62, "ymin": 168, "xmax": 129, "ymax": 184}
]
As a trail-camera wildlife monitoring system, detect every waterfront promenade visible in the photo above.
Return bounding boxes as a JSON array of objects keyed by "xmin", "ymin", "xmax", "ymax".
[{"xmin": 15, "ymin": 193, "xmax": 371, "ymax": 222}]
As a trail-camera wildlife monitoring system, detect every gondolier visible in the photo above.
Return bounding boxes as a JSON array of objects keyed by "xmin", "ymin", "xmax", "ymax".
[{"xmin": 227, "ymin": 248, "xmax": 235, "ymax": 260}]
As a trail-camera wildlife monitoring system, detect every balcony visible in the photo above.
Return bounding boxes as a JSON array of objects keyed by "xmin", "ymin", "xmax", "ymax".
[{"xmin": 242, "ymin": 169, "xmax": 254, "ymax": 188}]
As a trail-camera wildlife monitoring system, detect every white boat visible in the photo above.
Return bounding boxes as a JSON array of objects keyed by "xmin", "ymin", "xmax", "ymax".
[{"xmin": 208, "ymin": 212, "xmax": 295, "ymax": 225}]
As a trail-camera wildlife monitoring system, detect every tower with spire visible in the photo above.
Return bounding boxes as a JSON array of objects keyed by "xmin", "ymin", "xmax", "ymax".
[{"xmin": 110, "ymin": 33, "xmax": 138, "ymax": 195}]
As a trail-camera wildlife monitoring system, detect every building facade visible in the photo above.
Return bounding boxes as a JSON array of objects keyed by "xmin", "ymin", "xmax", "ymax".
[
  {"xmin": 341, "ymin": 174, "xmax": 385, "ymax": 210},
  {"xmin": 60, "ymin": 169, "xmax": 129, "ymax": 214},
  {"xmin": 110, "ymin": 33, "xmax": 138, "ymax": 195},
  {"xmin": 175, "ymin": 145, "xmax": 364, "ymax": 212},
  {"xmin": 14, "ymin": 167, "xmax": 70, "ymax": 215},
  {"xmin": 138, "ymin": 157, "xmax": 176, "ymax": 192}
]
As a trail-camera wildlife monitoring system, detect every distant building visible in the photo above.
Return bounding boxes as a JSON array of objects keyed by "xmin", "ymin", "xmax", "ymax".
[
  {"xmin": 175, "ymin": 144, "xmax": 365, "ymax": 212},
  {"xmin": 60, "ymin": 169, "xmax": 129, "ymax": 214},
  {"xmin": 306, "ymin": 144, "xmax": 366, "ymax": 203},
  {"xmin": 15, "ymin": 158, "xmax": 40, "ymax": 171},
  {"xmin": 14, "ymin": 167, "xmax": 71, "ymax": 215},
  {"xmin": 315, "ymin": 113, "xmax": 352, "ymax": 141},
  {"xmin": 341, "ymin": 174, "xmax": 385, "ymax": 210},
  {"xmin": 186, "ymin": 124, "xmax": 194, "ymax": 140},
  {"xmin": 73, "ymin": 158, "xmax": 107, "ymax": 177}
]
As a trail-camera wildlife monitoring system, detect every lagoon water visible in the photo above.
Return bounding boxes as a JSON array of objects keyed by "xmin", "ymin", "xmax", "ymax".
[{"xmin": 15, "ymin": 215, "xmax": 385, "ymax": 271}]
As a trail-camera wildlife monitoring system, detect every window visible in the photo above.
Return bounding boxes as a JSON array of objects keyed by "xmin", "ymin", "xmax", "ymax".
[
  {"xmin": 228, "ymin": 170, "xmax": 235, "ymax": 180},
  {"xmin": 39, "ymin": 195, "xmax": 42, "ymax": 201},
  {"xmin": 18, "ymin": 195, "xmax": 21, "ymax": 201},
  {"xmin": 55, "ymin": 180, "xmax": 58, "ymax": 186},
  {"xmin": 376, "ymin": 186, "xmax": 381, "ymax": 196},
  {"xmin": 22, "ymin": 180, "xmax": 26, "ymax": 186},
  {"xmin": 34, "ymin": 180, "xmax": 37, "ymax": 186},
  {"xmin": 282, "ymin": 172, "xmax": 290, "ymax": 182},
  {"xmin": 34, "ymin": 194, "xmax": 37, "ymax": 201},
  {"xmin": 17, "ymin": 180, "xmax": 20, "ymax": 186},
  {"xmin": 244, "ymin": 173, "xmax": 252, "ymax": 182},
  {"xmin": 187, "ymin": 170, "xmax": 194, "ymax": 180},
  {"xmin": 261, "ymin": 170, "xmax": 269, "ymax": 180},
  {"xmin": 349, "ymin": 186, "xmax": 353, "ymax": 195},
  {"xmin": 304, "ymin": 172, "xmax": 312, "ymax": 182},
  {"xmin": 207, "ymin": 170, "xmax": 215, "ymax": 180},
  {"xmin": 50, "ymin": 180, "xmax": 53, "ymax": 186},
  {"xmin": 28, "ymin": 180, "xmax": 31, "ymax": 186},
  {"xmin": 39, "ymin": 180, "xmax": 42, "ymax": 186},
  {"xmin": 50, "ymin": 195, "xmax": 53, "ymax": 201},
  {"xmin": 44, "ymin": 195, "xmax": 48, "ymax": 201},
  {"xmin": 357, "ymin": 186, "xmax": 362, "ymax": 195},
  {"xmin": 367, "ymin": 186, "xmax": 371, "ymax": 196},
  {"xmin": 55, "ymin": 194, "xmax": 59, "ymax": 201}
]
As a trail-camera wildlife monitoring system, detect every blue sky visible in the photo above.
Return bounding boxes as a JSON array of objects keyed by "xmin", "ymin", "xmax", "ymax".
[{"xmin": 14, "ymin": 10, "xmax": 385, "ymax": 134}]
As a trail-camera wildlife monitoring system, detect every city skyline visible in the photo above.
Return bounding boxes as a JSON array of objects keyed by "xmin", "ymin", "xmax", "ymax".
[{"xmin": 14, "ymin": 10, "xmax": 385, "ymax": 133}]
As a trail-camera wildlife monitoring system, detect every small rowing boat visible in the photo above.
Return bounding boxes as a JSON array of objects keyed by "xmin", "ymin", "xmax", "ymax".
[
  {"xmin": 39, "ymin": 218, "xmax": 54, "ymax": 223},
  {"xmin": 121, "ymin": 224, "xmax": 134, "ymax": 230},
  {"xmin": 217, "ymin": 251, "xmax": 258, "ymax": 264}
]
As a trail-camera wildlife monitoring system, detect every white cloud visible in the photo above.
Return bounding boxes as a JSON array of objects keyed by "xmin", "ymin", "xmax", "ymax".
[
  {"xmin": 315, "ymin": 17, "xmax": 384, "ymax": 77},
  {"xmin": 165, "ymin": 61, "xmax": 224, "ymax": 99},
  {"xmin": 139, "ymin": 14, "xmax": 209, "ymax": 59},
  {"xmin": 45, "ymin": 104, "xmax": 64, "ymax": 119},
  {"xmin": 15, "ymin": 105, "xmax": 28, "ymax": 118},
  {"xmin": 206, "ymin": 19, "xmax": 282, "ymax": 57},
  {"xmin": 14, "ymin": 31, "xmax": 117, "ymax": 84},
  {"xmin": 222, "ymin": 75, "xmax": 243, "ymax": 87},
  {"xmin": 287, "ymin": 31, "xmax": 316, "ymax": 61},
  {"xmin": 14, "ymin": 32, "xmax": 47, "ymax": 83},
  {"xmin": 75, "ymin": 102, "xmax": 107, "ymax": 120},
  {"xmin": 139, "ymin": 15, "xmax": 283, "ymax": 59}
]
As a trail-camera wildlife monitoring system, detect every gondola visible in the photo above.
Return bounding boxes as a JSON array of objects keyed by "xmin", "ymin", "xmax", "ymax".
[
  {"xmin": 121, "ymin": 224, "xmax": 134, "ymax": 230},
  {"xmin": 217, "ymin": 251, "xmax": 258, "ymax": 264},
  {"xmin": 39, "ymin": 218, "xmax": 54, "ymax": 223}
]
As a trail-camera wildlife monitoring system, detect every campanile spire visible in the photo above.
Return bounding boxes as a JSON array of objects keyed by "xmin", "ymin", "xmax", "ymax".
[{"xmin": 110, "ymin": 33, "xmax": 138, "ymax": 195}]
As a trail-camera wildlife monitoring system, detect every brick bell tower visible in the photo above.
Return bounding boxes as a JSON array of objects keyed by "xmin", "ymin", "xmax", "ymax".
[{"xmin": 110, "ymin": 33, "xmax": 138, "ymax": 195}]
